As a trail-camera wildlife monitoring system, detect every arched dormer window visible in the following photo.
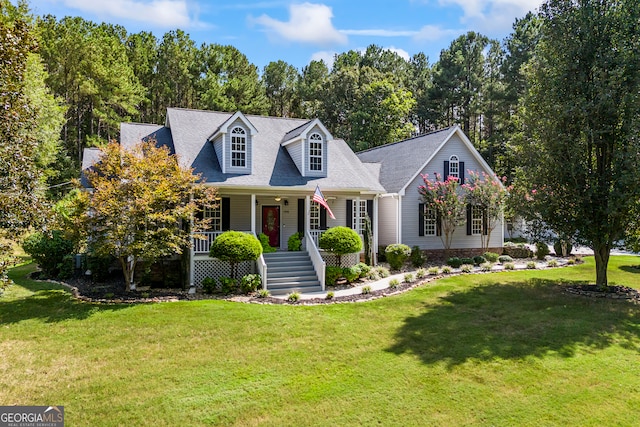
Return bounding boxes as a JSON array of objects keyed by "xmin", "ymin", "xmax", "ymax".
[
  {"xmin": 309, "ymin": 133, "xmax": 323, "ymax": 171},
  {"xmin": 231, "ymin": 127, "xmax": 246, "ymax": 167},
  {"xmin": 448, "ymin": 155, "xmax": 459, "ymax": 179}
]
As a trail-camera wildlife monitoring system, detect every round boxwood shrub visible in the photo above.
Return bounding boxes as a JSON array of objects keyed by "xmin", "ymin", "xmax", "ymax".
[
  {"xmin": 483, "ymin": 252, "xmax": 499, "ymax": 263},
  {"xmin": 535, "ymin": 241, "xmax": 550, "ymax": 260},
  {"xmin": 210, "ymin": 231, "xmax": 263, "ymax": 279},
  {"xmin": 473, "ymin": 255, "xmax": 487, "ymax": 266},
  {"xmin": 498, "ymin": 255, "xmax": 514, "ymax": 264},
  {"xmin": 553, "ymin": 239, "xmax": 573, "ymax": 257},
  {"xmin": 325, "ymin": 266, "xmax": 343, "ymax": 286},
  {"xmin": 342, "ymin": 266, "xmax": 360, "ymax": 283},
  {"xmin": 410, "ymin": 246, "xmax": 426, "ymax": 268},
  {"xmin": 385, "ymin": 243, "xmax": 412, "ymax": 270},
  {"xmin": 447, "ymin": 257, "xmax": 463, "ymax": 268},
  {"xmin": 319, "ymin": 226, "xmax": 363, "ymax": 266}
]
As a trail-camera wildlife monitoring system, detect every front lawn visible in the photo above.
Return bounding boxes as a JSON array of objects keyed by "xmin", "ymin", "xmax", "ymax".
[{"xmin": 1, "ymin": 257, "xmax": 639, "ymax": 426}]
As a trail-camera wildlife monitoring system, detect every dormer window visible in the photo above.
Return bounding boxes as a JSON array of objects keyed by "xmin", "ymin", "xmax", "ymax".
[
  {"xmin": 449, "ymin": 155, "xmax": 459, "ymax": 179},
  {"xmin": 231, "ymin": 127, "xmax": 246, "ymax": 167},
  {"xmin": 309, "ymin": 133, "xmax": 323, "ymax": 171}
]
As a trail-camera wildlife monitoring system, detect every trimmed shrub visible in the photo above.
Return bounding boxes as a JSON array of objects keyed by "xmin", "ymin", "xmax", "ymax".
[
  {"xmin": 483, "ymin": 252, "xmax": 499, "ymax": 262},
  {"xmin": 410, "ymin": 246, "xmax": 426, "ymax": 268},
  {"xmin": 428, "ymin": 266, "xmax": 440, "ymax": 275},
  {"xmin": 240, "ymin": 274, "xmax": 261, "ymax": 293},
  {"xmin": 441, "ymin": 266, "xmax": 452, "ymax": 274},
  {"xmin": 473, "ymin": 255, "xmax": 487, "ymax": 266},
  {"xmin": 461, "ymin": 257, "xmax": 475, "ymax": 265},
  {"xmin": 461, "ymin": 264, "xmax": 473, "ymax": 273},
  {"xmin": 22, "ymin": 230, "xmax": 75, "ymax": 278},
  {"xmin": 502, "ymin": 243, "xmax": 533, "ymax": 259},
  {"xmin": 219, "ymin": 277, "xmax": 237, "ymax": 294},
  {"xmin": 287, "ymin": 232, "xmax": 303, "ymax": 251},
  {"xmin": 202, "ymin": 277, "xmax": 217, "ymax": 294},
  {"xmin": 325, "ymin": 266, "xmax": 343, "ymax": 286},
  {"xmin": 319, "ymin": 227, "xmax": 363, "ymax": 266},
  {"xmin": 535, "ymin": 241, "xmax": 550, "ymax": 260},
  {"xmin": 385, "ymin": 244, "xmax": 412, "ymax": 270},
  {"xmin": 447, "ymin": 257, "xmax": 463, "ymax": 268},
  {"xmin": 553, "ymin": 239, "xmax": 573, "ymax": 257},
  {"xmin": 504, "ymin": 262, "xmax": 515, "ymax": 270},
  {"xmin": 342, "ymin": 266, "xmax": 360, "ymax": 283},
  {"xmin": 210, "ymin": 231, "xmax": 263, "ymax": 279},
  {"xmin": 258, "ymin": 233, "xmax": 277, "ymax": 253},
  {"xmin": 498, "ymin": 255, "xmax": 513, "ymax": 263}
]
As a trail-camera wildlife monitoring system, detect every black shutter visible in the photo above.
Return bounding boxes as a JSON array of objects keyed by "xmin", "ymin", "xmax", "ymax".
[
  {"xmin": 297, "ymin": 199, "xmax": 305, "ymax": 234},
  {"xmin": 418, "ymin": 203, "xmax": 424, "ymax": 236},
  {"xmin": 436, "ymin": 211, "xmax": 442, "ymax": 236},
  {"xmin": 466, "ymin": 204, "xmax": 472, "ymax": 235},
  {"xmin": 346, "ymin": 200, "xmax": 352, "ymax": 228},
  {"xmin": 459, "ymin": 162, "xmax": 465, "ymax": 184},
  {"xmin": 366, "ymin": 200, "xmax": 374, "ymax": 224},
  {"xmin": 482, "ymin": 208, "xmax": 488, "ymax": 235},
  {"xmin": 444, "ymin": 161, "xmax": 450, "ymax": 179},
  {"xmin": 222, "ymin": 197, "xmax": 231, "ymax": 231},
  {"xmin": 320, "ymin": 208, "xmax": 327, "ymax": 229}
]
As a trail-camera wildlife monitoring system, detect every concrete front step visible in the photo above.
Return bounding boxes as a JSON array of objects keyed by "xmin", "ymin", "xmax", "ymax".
[{"xmin": 264, "ymin": 251, "xmax": 322, "ymax": 295}]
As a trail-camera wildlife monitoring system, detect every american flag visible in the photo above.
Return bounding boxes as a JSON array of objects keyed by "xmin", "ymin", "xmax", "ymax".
[{"xmin": 312, "ymin": 185, "xmax": 336, "ymax": 219}]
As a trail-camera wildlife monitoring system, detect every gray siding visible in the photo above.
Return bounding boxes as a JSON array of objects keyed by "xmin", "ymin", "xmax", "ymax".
[
  {"xmin": 401, "ymin": 135, "xmax": 503, "ymax": 250},
  {"xmin": 213, "ymin": 134, "xmax": 223, "ymax": 171},
  {"xmin": 378, "ymin": 196, "xmax": 398, "ymax": 248},
  {"xmin": 224, "ymin": 118, "xmax": 252, "ymax": 175},
  {"xmin": 286, "ymin": 140, "xmax": 304, "ymax": 175},
  {"xmin": 304, "ymin": 125, "xmax": 328, "ymax": 178}
]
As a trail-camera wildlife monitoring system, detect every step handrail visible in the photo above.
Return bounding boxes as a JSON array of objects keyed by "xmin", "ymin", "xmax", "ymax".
[{"xmin": 304, "ymin": 230, "xmax": 326, "ymax": 291}]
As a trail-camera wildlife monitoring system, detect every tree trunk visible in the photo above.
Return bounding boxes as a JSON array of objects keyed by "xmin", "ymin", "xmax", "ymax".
[
  {"xmin": 119, "ymin": 257, "xmax": 131, "ymax": 292},
  {"xmin": 593, "ymin": 243, "xmax": 610, "ymax": 291}
]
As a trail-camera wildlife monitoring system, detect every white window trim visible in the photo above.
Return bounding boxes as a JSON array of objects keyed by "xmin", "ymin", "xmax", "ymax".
[
  {"xmin": 352, "ymin": 200, "xmax": 367, "ymax": 234},
  {"xmin": 204, "ymin": 204, "xmax": 222, "ymax": 232},
  {"xmin": 449, "ymin": 155, "xmax": 459, "ymax": 179},
  {"xmin": 424, "ymin": 206, "xmax": 437, "ymax": 236},
  {"xmin": 310, "ymin": 204, "xmax": 320, "ymax": 230},
  {"xmin": 231, "ymin": 126, "xmax": 247, "ymax": 168},
  {"xmin": 309, "ymin": 133, "xmax": 323, "ymax": 172},
  {"xmin": 472, "ymin": 205, "xmax": 483, "ymax": 236}
]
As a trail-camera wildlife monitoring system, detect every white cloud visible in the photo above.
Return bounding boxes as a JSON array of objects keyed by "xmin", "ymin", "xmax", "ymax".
[
  {"xmin": 310, "ymin": 51, "xmax": 337, "ymax": 68},
  {"xmin": 341, "ymin": 29, "xmax": 417, "ymax": 37},
  {"xmin": 252, "ymin": 3, "xmax": 347, "ymax": 46},
  {"xmin": 413, "ymin": 24, "xmax": 461, "ymax": 41},
  {"xmin": 438, "ymin": 0, "xmax": 543, "ymax": 32},
  {"xmin": 385, "ymin": 46, "xmax": 411, "ymax": 61},
  {"xmin": 61, "ymin": 0, "xmax": 203, "ymax": 28}
]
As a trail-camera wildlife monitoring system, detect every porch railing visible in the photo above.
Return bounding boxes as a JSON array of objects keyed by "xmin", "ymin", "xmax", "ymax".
[
  {"xmin": 254, "ymin": 232, "xmax": 268, "ymax": 290},
  {"xmin": 309, "ymin": 229, "xmax": 325, "ymax": 247},
  {"xmin": 305, "ymin": 230, "xmax": 326, "ymax": 290},
  {"xmin": 193, "ymin": 231, "xmax": 224, "ymax": 254}
]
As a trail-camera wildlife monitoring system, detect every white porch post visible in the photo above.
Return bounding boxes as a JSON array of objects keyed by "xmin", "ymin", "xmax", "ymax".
[
  {"xmin": 305, "ymin": 195, "xmax": 310, "ymax": 233},
  {"xmin": 397, "ymin": 194, "xmax": 403, "ymax": 244},
  {"xmin": 373, "ymin": 196, "xmax": 379, "ymax": 265},
  {"xmin": 251, "ymin": 194, "xmax": 256, "ymax": 235},
  {"xmin": 189, "ymin": 193, "xmax": 196, "ymax": 294}
]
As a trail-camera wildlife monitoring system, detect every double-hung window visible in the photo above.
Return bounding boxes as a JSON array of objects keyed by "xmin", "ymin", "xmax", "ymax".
[
  {"xmin": 352, "ymin": 200, "xmax": 367, "ymax": 234},
  {"xmin": 231, "ymin": 127, "xmax": 246, "ymax": 167},
  {"xmin": 424, "ymin": 207, "xmax": 437, "ymax": 236},
  {"xmin": 310, "ymin": 204, "xmax": 320, "ymax": 230},
  {"xmin": 309, "ymin": 133, "xmax": 323, "ymax": 171},
  {"xmin": 471, "ymin": 205, "xmax": 483, "ymax": 235},
  {"xmin": 204, "ymin": 204, "xmax": 222, "ymax": 231}
]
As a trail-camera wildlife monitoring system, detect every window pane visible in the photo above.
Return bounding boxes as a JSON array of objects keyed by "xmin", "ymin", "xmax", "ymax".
[{"xmin": 424, "ymin": 207, "xmax": 436, "ymax": 236}]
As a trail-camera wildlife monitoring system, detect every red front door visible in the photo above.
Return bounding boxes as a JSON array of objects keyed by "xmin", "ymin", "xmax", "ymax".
[{"xmin": 262, "ymin": 206, "xmax": 280, "ymax": 247}]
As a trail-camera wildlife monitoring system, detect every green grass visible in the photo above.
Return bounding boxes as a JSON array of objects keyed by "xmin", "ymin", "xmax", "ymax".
[{"xmin": 2, "ymin": 257, "xmax": 640, "ymax": 426}]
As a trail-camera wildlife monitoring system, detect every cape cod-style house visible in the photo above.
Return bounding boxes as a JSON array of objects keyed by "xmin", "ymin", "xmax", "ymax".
[{"xmin": 82, "ymin": 108, "xmax": 503, "ymax": 294}]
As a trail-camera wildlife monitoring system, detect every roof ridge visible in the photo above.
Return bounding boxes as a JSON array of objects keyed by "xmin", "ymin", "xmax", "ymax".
[
  {"xmin": 166, "ymin": 107, "xmax": 310, "ymax": 123},
  {"xmin": 356, "ymin": 126, "xmax": 454, "ymax": 154}
]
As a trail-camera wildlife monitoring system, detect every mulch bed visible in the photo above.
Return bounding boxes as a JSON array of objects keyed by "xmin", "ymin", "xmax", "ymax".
[{"xmin": 565, "ymin": 284, "xmax": 640, "ymax": 304}]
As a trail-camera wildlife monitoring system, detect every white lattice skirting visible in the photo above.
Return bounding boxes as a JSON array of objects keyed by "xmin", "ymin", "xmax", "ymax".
[
  {"xmin": 193, "ymin": 259, "xmax": 255, "ymax": 287},
  {"xmin": 321, "ymin": 252, "xmax": 359, "ymax": 268}
]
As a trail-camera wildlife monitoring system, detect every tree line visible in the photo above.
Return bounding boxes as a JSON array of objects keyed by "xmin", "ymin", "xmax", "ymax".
[{"xmin": 18, "ymin": 2, "xmax": 542, "ymax": 188}]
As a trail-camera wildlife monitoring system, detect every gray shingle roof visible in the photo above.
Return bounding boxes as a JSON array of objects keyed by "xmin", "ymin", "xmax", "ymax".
[
  {"xmin": 118, "ymin": 108, "xmax": 384, "ymax": 193},
  {"xmin": 80, "ymin": 147, "xmax": 104, "ymax": 188},
  {"xmin": 120, "ymin": 123, "xmax": 175, "ymax": 155},
  {"xmin": 356, "ymin": 127, "xmax": 455, "ymax": 193}
]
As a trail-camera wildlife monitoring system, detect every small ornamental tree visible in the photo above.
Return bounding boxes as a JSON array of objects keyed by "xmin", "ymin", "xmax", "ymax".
[
  {"xmin": 79, "ymin": 140, "xmax": 218, "ymax": 291},
  {"xmin": 319, "ymin": 226, "xmax": 362, "ymax": 267},
  {"xmin": 462, "ymin": 171, "xmax": 509, "ymax": 252},
  {"xmin": 209, "ymin": 231, "xmax": 263, "ymax": 280},
  {"xmin": 418, "ymin": 173, "xmax": 466, "ymax": 257}
]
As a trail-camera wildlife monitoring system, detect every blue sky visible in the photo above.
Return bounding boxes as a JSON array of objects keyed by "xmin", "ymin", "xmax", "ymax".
[{"xmin": 24, "ymin": 0, "xmax": 544, "ymax": 71}]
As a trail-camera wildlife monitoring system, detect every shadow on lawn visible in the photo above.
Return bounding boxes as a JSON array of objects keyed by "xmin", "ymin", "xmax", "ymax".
[
  {"xmin": 387, "ymin": 279, "xmax": 640, "ymax": 368},
  {"xmin": 0, "ymin": 265, "xmax": 130, "ymax": 325}
]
